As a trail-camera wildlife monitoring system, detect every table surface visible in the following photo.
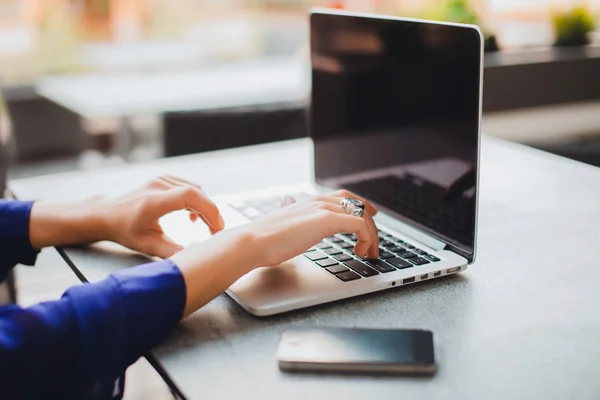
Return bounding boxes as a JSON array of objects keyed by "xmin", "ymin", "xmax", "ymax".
[
  {"xmin": 10, "ymin": 137, "xmax": 600, "ymax": 400},
  {"xmin": 36, "ymin": 57, "xmax": 309, "ymax": 119}
]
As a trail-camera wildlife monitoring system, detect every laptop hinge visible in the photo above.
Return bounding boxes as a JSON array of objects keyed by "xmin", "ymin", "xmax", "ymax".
[{"xmin": 375, "ymin": 212, "xmax": 446, "ymax": 251}]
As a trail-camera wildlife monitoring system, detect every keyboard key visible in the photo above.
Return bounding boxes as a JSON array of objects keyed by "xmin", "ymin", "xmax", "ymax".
[
  {"xmin": 323, "ymin": 248, "xmax": 343, "ymax": 256},
  {"xmin": 367, "ymin": 259, "xmax": 396, "ymax": 273},
  {"xmin": 399, "ymin": 252, "xmax": 417, "ymax": 259},
  {"xmin": 305, "ymin": 251, "xmax": 328, "ymax": 261},
  {"xmin": 328, "ymin": 236, "xmax": 346, "ymax": 244},
  {"xmin": 378, "ymin": 251, "xmax": 395, "ymax": 259},
  {"xmin": 340, "ymin": 242, "xmax": 354, "ymax": 249},
  {"xmin": 404, "ymin": 245, "xmax": 416, "ymax": 250},
  {"xmin": 409, "ymin": 257, "xmax": 430, "ymax": 266},
  {"xmin": 387, "ymin": 257, "xmax": 413, "ymax": 269},
  {"xmin": 380, "ymin": 241, "xmax": 396, "ymax": 248},
  {"xmin": 290, "ymin": 192, "xmax": 311, "ymax": 201},
  {"xmin": 341, "ymin": 233, "xmax": 358, "ymax": 241},
  {"xmin": 326, "ymin": 265, "xmax": 349, "ymax": 274},
  {"xmin": 378, "ymin": 231, "xmax": 390, "ymax": 239},
  {"xmin": 316, "ymin": 259, "xmax": 339, "ymax": 268},
  {"xmin": 312, "ymin": 242, "xmax": 332, "ymax": 250},
  {"xmin": 334, "ymin": 253, "xmax": 354, "ymax": 262},
  {"xmin": 241, "ymin": 207, "xmax": 261, "ymax": 219},
  {"xmin": 345, "ymin": 260, "xmax": 379, "ymax": 277},
  {"xmin": 336, "ymin": 271, "xmax": 362, "ymax": 282},
  {"xmin": 423, "ymin": 254, "xmax": 441, "ymax": 262},
  {"xmin": 413, "ymin": 249, "xmax": 428, "ymax": 255},
  {"xmin": 389, "ymin": 246, "xmax": 406, "ymax": 253}
]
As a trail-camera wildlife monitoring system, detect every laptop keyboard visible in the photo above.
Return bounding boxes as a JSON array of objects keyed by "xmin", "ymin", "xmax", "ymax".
[
  {"xmin": 343, "ymin": 174, "xmax": 474, "ymax": 248},
  {"xmin": 304, "ymin": 231, "xmax": 440, "ymax": 282},
  {"xmin": 229, "ymin": 194, "xmax": 441, "ymax": 283}
]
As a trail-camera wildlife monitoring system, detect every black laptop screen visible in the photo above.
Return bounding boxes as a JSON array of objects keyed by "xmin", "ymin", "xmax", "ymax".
[{"xmin": 310, "ymin": 11, "xmax": 482, "ymax": 259}]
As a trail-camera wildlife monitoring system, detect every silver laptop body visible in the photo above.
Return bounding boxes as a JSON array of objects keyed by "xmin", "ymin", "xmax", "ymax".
[{"xmin": 162, "ymin": 9, "xmax": 483, "ymax": 316}]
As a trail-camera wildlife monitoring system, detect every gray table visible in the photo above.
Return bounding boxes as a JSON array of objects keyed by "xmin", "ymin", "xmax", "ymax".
[
  {"xmin": 35, "ymin": 57, "xmax": 309, "ymax": 159},
  {"xmin": 10, "ymin": 137, "xmax": 600, "ymax": 400},
  {"xmin": 36, "ymin": 57, "xmax": 308, "ymax": 119}
]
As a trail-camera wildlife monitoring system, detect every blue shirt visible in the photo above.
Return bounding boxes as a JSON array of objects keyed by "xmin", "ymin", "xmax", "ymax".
[{"xmin": 0, "ymin": 200, "xmax": 186, "ymax": 399}]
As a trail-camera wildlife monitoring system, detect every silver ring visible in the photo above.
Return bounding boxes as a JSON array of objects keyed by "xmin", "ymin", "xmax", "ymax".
[{"xmin": 340, "ymin": 198, "xmax": 365, "ymax": 218}]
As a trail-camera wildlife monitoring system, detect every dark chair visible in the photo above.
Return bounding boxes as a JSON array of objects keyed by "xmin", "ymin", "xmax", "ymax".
[
  {"xmin": 1, "ymin": 84, "xmax": 88, "ymax": 161},
  {"xmin": 163, "ymin": 103, "xmax": 308, "ymax": 157}
]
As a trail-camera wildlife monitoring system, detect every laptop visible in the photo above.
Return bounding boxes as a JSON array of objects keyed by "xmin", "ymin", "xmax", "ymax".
[{"xmin": 161, "ymin": 9, "xmax": 483, "ymax": 316}]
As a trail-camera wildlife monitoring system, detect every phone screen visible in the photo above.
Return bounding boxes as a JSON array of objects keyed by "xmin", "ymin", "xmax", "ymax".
[{"xmin": 277, "ymin": 327, "xmax": 436, "ymax": 375}]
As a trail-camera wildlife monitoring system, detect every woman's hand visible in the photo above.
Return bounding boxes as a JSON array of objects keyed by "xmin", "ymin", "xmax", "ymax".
[
  {"xmin": 102, "ymin": 176, "xmax": 224, "ymax": 258},
  {"xmin": 242, "ymin": 190, "xmax": 380, "ymax": 265},
  {"xmin": 30, "ymin": 176, "xmax": 224, "ymax": 258},
  {"xmin": 171, "ymin": 190, "xmax": 379, "ymax": 316}
]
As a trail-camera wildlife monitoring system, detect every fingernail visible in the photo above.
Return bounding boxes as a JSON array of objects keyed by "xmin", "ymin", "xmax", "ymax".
[{"xmin": 218, "ymin": 214, "xmax": 225, "ymax": 228}]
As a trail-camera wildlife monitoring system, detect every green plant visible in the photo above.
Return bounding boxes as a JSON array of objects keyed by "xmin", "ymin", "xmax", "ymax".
[
  {"xmin": 423, "ymin": 0, "xmax": 499, "ymax": 52},
  {"xmin": 433, "ymin": 0, "xmax": 479, "ymax": 25},
  {"xmin": 552, "ymin": 5, "xmax": 596, "ymax": 47}
]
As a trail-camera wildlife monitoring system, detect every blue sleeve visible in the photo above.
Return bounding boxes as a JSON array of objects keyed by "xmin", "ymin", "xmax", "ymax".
[
  {"xmin": 0, "ymin": 259, "xmax": 186, "ymax": 400},
  {"xmin": 0, "ymin": 199, "xmax": 39, "ymax": 280}
]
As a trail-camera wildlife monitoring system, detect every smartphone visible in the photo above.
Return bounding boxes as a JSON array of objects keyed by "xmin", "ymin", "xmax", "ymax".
[{"xmin": 277, "ymin": 327, "xmax": 436, "ymax": 375}]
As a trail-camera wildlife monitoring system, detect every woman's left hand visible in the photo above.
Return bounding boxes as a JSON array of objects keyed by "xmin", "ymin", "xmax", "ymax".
[
  {"xmin": 30, "ymin": 175, "xmax": 224, "ymax": 258},
  {"xmin": 103, "ymin": 176, "xmax": 224, "ymax": 258}
]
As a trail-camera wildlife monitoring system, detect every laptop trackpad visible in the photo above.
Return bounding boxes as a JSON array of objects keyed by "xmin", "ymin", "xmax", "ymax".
[{"xmin": 228, "ymin": 256, "xmax": 337, "ymax": 315}]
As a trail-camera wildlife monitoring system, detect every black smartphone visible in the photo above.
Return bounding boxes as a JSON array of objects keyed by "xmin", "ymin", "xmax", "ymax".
[{"xmin": 277, "ymin": 327, "xmax": 436, "ymax": 375}]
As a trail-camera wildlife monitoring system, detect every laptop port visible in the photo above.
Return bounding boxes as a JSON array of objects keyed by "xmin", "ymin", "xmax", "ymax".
[
  {"xmin": 447, "ymin": 267, "xmax": 461, "ymax": 274},
  {"xmin": 403, "ymin": 277, "xmax": 416, "ymax": 284},
  {"xmin": 421, "ymin": 274, "xmax": 428, "ymax": 280},
  {"xmin": 433, "ymin": 271, "xmax": 442, "ymax": 277}
]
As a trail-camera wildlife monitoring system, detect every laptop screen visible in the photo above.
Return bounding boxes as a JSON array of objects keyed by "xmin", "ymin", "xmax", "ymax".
[{"xmin": 310, "ymin": 11, "xmax": 482, "ymax": 260}]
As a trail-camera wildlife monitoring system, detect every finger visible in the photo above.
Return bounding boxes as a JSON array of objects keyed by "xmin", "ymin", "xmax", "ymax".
[
  {"xmin": 281, "ymin": 195, "xmax": 297, "ymax": 207},
  {"xmin": 326, "ymin": 212, "xmax": 373, "ymax": 258},
  {"xmin": 160, "ymin": 175, "xmax": 204, "ymax": 192},
  {"xmin": 333, "ymin": 189, "xmax": 378, "ymax": 216},
  {"xmin": 198, "ymin": 214, "xmax": 221, "ymax": 235},
  {"xmin": 314, "ymin": 196, "xmax": 379, "ymax": 258},
  {"xmin": 313, "ymin": 202, "xmax": 373, "ymax": 257},
  {"xmin": 142, "ymin": 235, "xmax": 184, "ymax": 259},
  {"xmin": 362, "ymin": 211, "xmax": 380, "ymax": 259},
  {"xmin": 160, "ymin": 176, "xmax": 215, "ymax": 225},
  {"xmin": 152, "ymin": 187, "xmax": 224, "ymax": 231},
  {"xmin": 188, "ymin": 212, "xmax": 218, "ymax": 234},
  {"xmin": 146, "ymin": 177, "xmax": 174, "ymax": 191}
]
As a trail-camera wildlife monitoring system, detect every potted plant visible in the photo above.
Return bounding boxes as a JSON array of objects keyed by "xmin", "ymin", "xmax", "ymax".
[
  {"xmin": 551, "ymin": 5, "xmax": 596, "ymax": 47},
  {"xmin": 424, "ymin": 0, "xmax": 499, "ymax": 52}
]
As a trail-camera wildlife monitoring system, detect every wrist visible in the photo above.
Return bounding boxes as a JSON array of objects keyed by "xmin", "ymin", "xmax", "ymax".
[
  {"xmin": 174, "ymin": 228, "xmax": 259, "ymax": 277},
  {"xmin": 170, "ymin": 228, "xmax": 260, "ymax": 316},
  {"xmin": 85, "ymin": 195, "xmax": 118, "ymax": 243},
  {"xmin": 229, "ymin": 227, "xmax": 264, "ymax": 273},
  {"xmin": 29, "ymin": 196, "xmax": 112, "ymax": 249}
]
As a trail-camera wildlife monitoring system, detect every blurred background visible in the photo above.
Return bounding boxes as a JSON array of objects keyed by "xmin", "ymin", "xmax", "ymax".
[
  {"xmin": 1, "ymin": 3, "xmax": 599, "ymax": 397},
  {"xmin": 1, "ymin": 0, "xmax": 600, "ymax": 179}
]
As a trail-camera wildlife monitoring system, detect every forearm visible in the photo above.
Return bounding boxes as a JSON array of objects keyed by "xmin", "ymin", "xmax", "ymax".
[
  {"xmin": 0, "ymin": 260, "xmax": 185, "ymax": 398},
  {"xmin": 29, "ymin": 197, "xmax": 110, "ymax": 249},
  {"xmin": 171, "ymin": 229, "xmax": 259, "ymax": 316}
]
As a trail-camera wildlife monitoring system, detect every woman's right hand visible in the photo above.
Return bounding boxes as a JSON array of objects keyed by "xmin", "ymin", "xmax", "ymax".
[
  {"xmin": 171, "ymin": 190, "xmax": 380, "ymax": 316},
  {"xmin": 240, "ymin": 190, "xmax": 380, "ymax": 267}
]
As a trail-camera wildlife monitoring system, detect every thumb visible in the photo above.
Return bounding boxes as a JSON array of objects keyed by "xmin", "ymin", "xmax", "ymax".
[{"xmin": 143, "ymin": 235, "xmax": 184, "ymax": 259}]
